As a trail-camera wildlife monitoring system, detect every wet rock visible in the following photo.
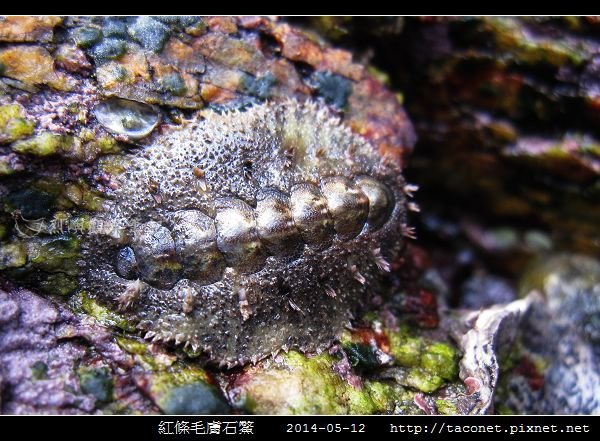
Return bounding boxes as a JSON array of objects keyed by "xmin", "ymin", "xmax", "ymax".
[
  {"xmin": 241, "ymin": 73, "xmax": 276, "ymax": 100},
  {"xmin": 71, "ymin": 26, "xmax": 103, "ymax": 49},
  {"xmin": 497, "ymin": 254, "xmax": 600, "ymax": 414},
  {"xmin": 227, "ymin": 313, "xmax": 472, "ymax": 415},
  {"xmin": 78, "ymin": 367, "xmax": 114, "ymax": 404},
  {"xmin": 102, "ymin": 19, "xmax": 128, "ymax": 39},
  {"xmin": 310, "ymin": 71, "xmax": 352, "ymax": 109},
  {"xmin": 521, "ymin": 254, "xmax": 600, "ymax": 345},
  {"xmin": 0, "ymin": 242, "xmax": 26, "ymax": 270},
  {"xmin": 460, "ymin": 272, "xmax": 517, "ymax": 309},
  {"xmin": 54, "ymin": 45, "xmax": 93, "ymax": 74},
  {"xmin": 0, "ymin": 16, "xmax": 62, "ymax": 43},
  {"xmin": 0, "ymin": 153, "xmax": 25, "ymax": 175},
  {"xmin": 129, "ymin": 17, "xmax": 170, "ymax": 53},
  {"xmin": 228, "ymin": 351, "xmax": 411, "ymax": 415},
  {"xmin": 119, "ymin": 336, "xmax": 228, "ymax": 414},
  {"xmin": 0, "ymin": 104, "xmax": 34, "ymax": 143},
  {"xmin": 458, "ymin": 295, "xmax": 534, "ymax": 414},
  {"xmin": 392, "ymin": 17, "xmax": 600, "ymax": 256},
  {"xmin": 89, "ymin": 38, "xmax": 128, "ymax": 63},
  {"xmin": 156, "ymin": 382, "xmax": 228, "ymax": 415},
  {"xmin": 0, "ymin": 289, "xmax": 156, "ymax": 414},
  {"xmin": 0, "ymin": 46, "xmax": 75, "ymax": 91}
]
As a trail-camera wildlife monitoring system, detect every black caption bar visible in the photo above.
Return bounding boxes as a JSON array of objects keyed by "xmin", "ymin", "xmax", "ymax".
[{"xmin": 0, "ymin": 415, "xmax": 596, "ymax": 440}]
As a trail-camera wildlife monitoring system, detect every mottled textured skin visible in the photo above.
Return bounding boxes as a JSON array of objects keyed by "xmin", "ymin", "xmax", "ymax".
[{"xmin": 83, "ymin": 99, "xmax": 407, "ymax": 366}]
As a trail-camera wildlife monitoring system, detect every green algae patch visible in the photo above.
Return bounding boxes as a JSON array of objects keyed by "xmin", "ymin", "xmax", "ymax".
[
  {"xmin": 116, "ymin": 336, "xmax": 208, "ymax": 382},
  {"xmin": 0, "ymin": 104, "xmax": 35, "ymax": 143},
  {"xmin": 0, "ymin": 241, "xmax": 27, "ymax": 269},
  {"xmin": 435, "ymin": 398, "xmax": 458, "ymax": 415},
  {"xmin": 2, "ymin": 235, "xmax": 81, "ymax": 296},
  {"xmin": 387, "ymin": 327, "xmax": 460, "ymax": 393},
  {"xmin": 27, "ymin": 235, "xmax": 80, "ymax": 275},
  {"xmin": 484, "ymin": 18, "xmax": 588, "ymax": 67},
  {"xmin": 114, "ymin": 335, "xmax": 228, "ymax": 414},
  {"xmin": 91, "ymin": 134, "xmax": 121, "ymax": 155},
  {"xmin": 389, "ymin": 332, "xmax": 422, "ymax": 367},
  {"xmin": 41, "ymin": 272, "xmax": 78, "ymax": 296},
  {"xmin": 97, "ymin": 154, "xmax": 130, "ymax": 176},
  {"xmin": 115, "ymin": 336, "xmax": 149, "ymax": 356},
  {"xmin": 60, "ymin": 182, "xmax": 105, "ymax": 211},
  {"xmin": 75, "ymin": 292, "xmax": 136, "ymax": 332},
  {"xmin": 236, "ymin": 352, "xmax": 350, "ymax": 415},
  {"xmin": 12, "ymin": 132, "xmax": 75, "ymax": 157},
  {"xmin": 11, "ymin": 131, "xmax": 120, "ymax": 162},
  {"xmin": 6, "ymin": 179, "xmax": 104, "ymax": 229},
  {"xmin": 30, "ymin": 361, "xmax": 48, "ymax": 380},
  {"xmin": 131, "ymin": 344, "xmax": 225, "ymax": 413},
  {"xmin": 422, "ymin": 343, "xmax": 460, "ymax": 381},
  {"xmin": 362, "ymin": 380, "xmax": 409, "ymax": 411},
  {"xmin": 232, "ymin": 351, "xmax": 410, "ymax": 415},
  {"xmin": 0, "ymin": 154, "xmax": 21, "ymax": 176},
  {"xmin": 78, "ymin": 367, "xmax": 114, "ymax": 404},
  {"xmin": 405, "ymin": 368, "xmax": 445, "ymax": 393}
]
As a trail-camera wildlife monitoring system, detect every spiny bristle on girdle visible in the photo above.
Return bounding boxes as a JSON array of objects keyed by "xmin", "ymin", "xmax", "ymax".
[
  {"xmin": 163, "ymin": 331, "xmax": 175, "ymax": 342},
  {"xmin": 325, "ymin": 285, "xmax": 337, "ymax": 298},
  {"xmin": 350, "ymin": 265, "xmax": 366, "ymax": 285},
  {"xmin": 118, "ymin": 279, "xmax": 143, "ymax": 310},
  {"xmin": 404, "ymin": 184, "xmax": 419, "ymax": 197},
  {"xmin": 182, "ymin": 287, "xmax": 196, "ymax": 315},
  {"xmin": 372, "ymin": 248, "xmax": 391, "ymax": 272},
  {"xmin": 345, "ymin": 144, "xmax": 356, "ymax": 160},
  {"xmin": 402, "ymin": 224, "xmax": 417, "ymax": 239},
  {"xmin": 378, "ymin": 154, "xmax": 395, "ymax": 168},
  {"xmin": 288, "ymin": 298, "xmax": 305, "ymax": 315},
  {"xmin": 192, "ymin": 167, "xmax": 208, "ymax": 192},
  {"xmin": 354, "ymin": 272, "xmax": 366, "ymax": 284},
  {"xmin": 283, "ymin": 146, "xmax": 296, "ymax": 168},
  {"xmin": 239, "ymin": 299, "xmax": 252, "ymax": 321},
  {"xmin": 408, "ymin": 202, "xmax": 420, "ymax": 212}
]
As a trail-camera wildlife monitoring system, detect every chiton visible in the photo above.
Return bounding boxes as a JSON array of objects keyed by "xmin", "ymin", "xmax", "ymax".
[{"xmin": 83, "ymin": 99, "xmax": 408, "ymax": 366}]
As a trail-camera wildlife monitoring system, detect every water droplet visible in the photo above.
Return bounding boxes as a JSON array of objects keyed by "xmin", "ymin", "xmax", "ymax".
[{"xmin": 94, "ymin": 98, "xmax": 159, "ymax": 139}]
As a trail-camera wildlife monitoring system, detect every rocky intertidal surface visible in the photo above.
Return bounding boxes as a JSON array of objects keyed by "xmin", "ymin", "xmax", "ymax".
[{"xmin": 0, "ymin": 16, "xmax": 598, "ymax": 415}]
